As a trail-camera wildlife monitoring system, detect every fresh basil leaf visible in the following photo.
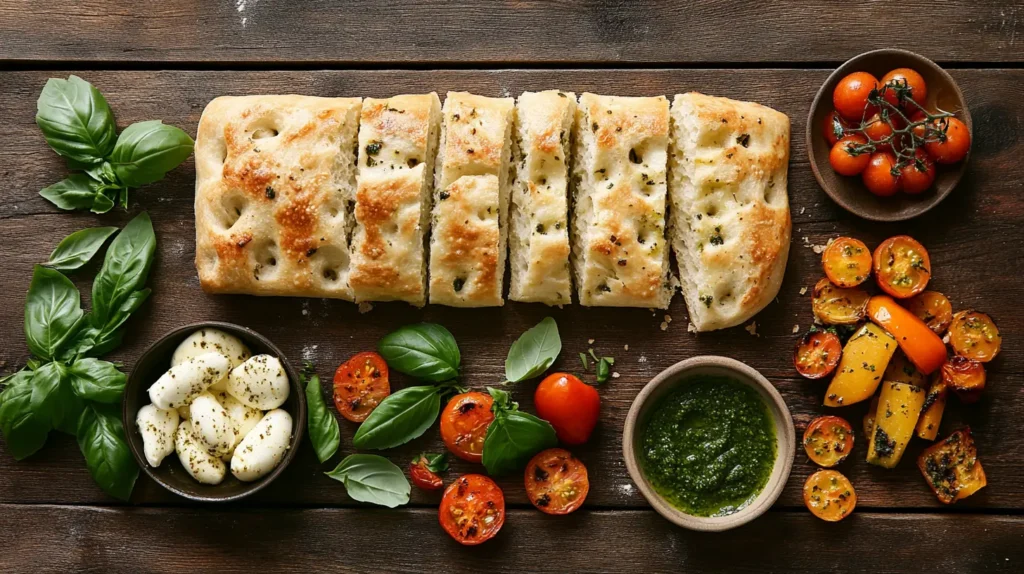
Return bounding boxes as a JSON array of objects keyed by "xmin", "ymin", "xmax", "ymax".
[
  {"xmin": 91, "ymin": 211, "xmax": 156, "ymax": 325},
  {"xmin": 352, "ymin": 385, "xmax": 441, "ymax": 450},
  {"xmin": 418, "ymin": 452, "xmax": 449, "ymax": 474},
  {"xmin": 35, "ymin": 75, "xmax": 116, "ymax": 164},
  {"xmin": 482, "ymin": 387, "xmax": 557, "ymax": 476},
  {"xmin": 39, "ymin": 174, "xmax": 101, "ymax": 211},
  {"xmin": 378, "ymin": 323, "xmax": 460, "ymax": 382},
  {"xmin": 505, "ymin": 317, "xmax": 561, "ymax": 382},
  {"xmin": 33, "ymin": 362, "xmax": 82, "ymax": 433},
  {"xmin": 44, "ymin": 226, "xmax": 118, "ymax": 271},
  {"xmin": 596, "ymin": 358, "xmax": 611, "ymax": 384},
  {"xmin": 486, "ymin": 386, "xmax": 512, "ymax": 410},
  {"xmin": 109, "ymin": 120, "xmax": 194, "ymax": 188},
  {"xmin": 77, "ymin": 402, "xmax": 138, "ymax": 501},
  {"xmin": 325, "ymin": 454, "xmax": 410, "ymax": 508},
  {"xmin": 0, "ymin": 370, "xmax": 51, "ymax": 460},
  {"xmin": 24, "ymin": 265, "xmax": 83, "ymax": 360},
  {"xmin": 57, "ymin": 288, "xmax": 151, "ymax": 361},
  {"xmin": 67, "ymin": 358, "xmax": 125, "ymax": 403},
  {"xmin": 304, "ymin": 374, "xmax": 340, "ymax": 463}
]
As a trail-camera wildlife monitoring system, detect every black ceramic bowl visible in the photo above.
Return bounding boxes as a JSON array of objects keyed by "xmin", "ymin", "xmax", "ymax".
[{"xmin": 123, "ymin": 321, "xmax": 306, "ymax": 502}]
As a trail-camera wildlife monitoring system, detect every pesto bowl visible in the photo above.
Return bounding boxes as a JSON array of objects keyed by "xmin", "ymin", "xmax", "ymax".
[{"xmin": 622, "ymin": 356, "xmax": 795, "ymax": 532}]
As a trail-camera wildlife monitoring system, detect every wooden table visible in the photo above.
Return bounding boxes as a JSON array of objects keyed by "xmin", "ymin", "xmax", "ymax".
[{"xmin": 2, "ymin": 2, "xmax": 1023, "ymax": 571}]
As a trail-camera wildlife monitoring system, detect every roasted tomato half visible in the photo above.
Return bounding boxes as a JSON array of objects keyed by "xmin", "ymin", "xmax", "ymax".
[
  {"xmin": 803, "ymin": 469, "xmax": 857, "ymax": 522},
  {"xmin": 794, "ymin": 330, "xmax": 842, "ymax": 380},
  {"xmin": 524, "ymin": 448, "xmax": 590, "ymax": 515},
  {"xmin": 333, "ymin": 351, "xmax": 390, "ymax": 422},
  {"xmin": 410, "ymin": 453, "xmax": 448, "ymax": 491},
  {"xmin": 822, "ymin": 236, "xmax": 872, "ymax": 288},
  {"xmin": 942, "ymin": 356, "xmax": 987, "ymax": 404},
  {"xmin": 439, "ymin": 474, "xmax": 505, "ymax": 545},
  {"xmin": 811, "ymin": 277, "xmax": 870, "ymax": 325},
  {"xmin": 873, "ymin": 235, "xmax": 931, "ymax": 299},
  {"xmin": 948, "ymin": 311, "xmax": 1002, "ymax": 363},
  {"xmin": 905, "ymin": 291, "xmax": 953, "ymax": 335},
  {"xmin": 918, "ymin": 428, "xmax": 986, "ymax": 504},
  {"xmin": 440, "ymin": 392, "xmax": 495, "ymax": 462},
  {"xmin": 803, "ymin": 416, "xmax": 855, "ymax": 467}
]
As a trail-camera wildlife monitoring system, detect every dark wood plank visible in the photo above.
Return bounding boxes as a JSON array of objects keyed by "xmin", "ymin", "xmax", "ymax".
[
  {"xmin": 0, "ymin": 70, "xmax": 1021, "ymax": 510},
  {"xmin": 1, "ymin": 1, "xmax": 1023, "ymax": 64},
  {"xmin": 2, "ymin": 504, "xmax": 1021, "ymax": 572}
]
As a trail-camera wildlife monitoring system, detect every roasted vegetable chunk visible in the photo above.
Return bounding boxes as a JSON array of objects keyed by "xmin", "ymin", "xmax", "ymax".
[{"xmin": 917, "ymin": 428, "xmax": 987, "ymax": 504}]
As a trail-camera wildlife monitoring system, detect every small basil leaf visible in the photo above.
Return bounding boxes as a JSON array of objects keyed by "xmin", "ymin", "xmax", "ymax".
[
  {"xmin": 39, "ymin": 174, "xmax": 101, "ymax": 211},
  {"xmin": 77, "ymin": 402, "xmax": 138, "ymax": 501},
  {"xmin": 419, "ymin": 452, "xmax": 449, "ymax": 474},
  {"xmin": 35, "ymin": 75, "xmax": 116, "ymax": 164},
  {"xmin": 44, "ymin": 226, "xmax": 118, "ymax": 272},
  {"xmin": 90, "ymin": 188, "xmax": 116, "ymax": 214},
  {"xmin": 378, "ymin": 323, "xmax": 460, "ymax": 382},
  {"xmin": 24, "ymin": 265, "xmax": 84, "ymax": 360},
  {"xmin": 486, "ymin": 386, "xmax": 513, "ymax": 411},
  {"xmin": 596, "ymin": 358, "xmax": 611, "ymax": 384},
  {"xmin": 67, "ymin": 358, "xmax": 125, "ymax": 403},
  {"xmin": 481, "ymin": 388, "xmax": 557, "ymax": 476},
  {"xmin": 304, "ymin": 374, "xmax": 340, "ymax": 463},
  {"xmin": 0, "ymin": 370, "xmax": 51, "ymax": 460},
  {"xmin": 91, "ymin": 212, "xmax": 156, "ymax": 325},
  {"xmin": 352, "ymin": 385, "xmax": 441, "ymax": 450},
  {"xmin": 325, "ymin": 454, "xmax": 410, "ymax": 508},
  {"xmin": 505, "ymin": 317, "xmax": 561, "ymax": 382},
  {"xmin": 109, "ymin": 120, "xmax": 194, "ymax": 188}
]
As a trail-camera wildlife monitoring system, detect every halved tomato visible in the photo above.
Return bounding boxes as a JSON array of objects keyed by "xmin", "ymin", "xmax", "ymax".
[
  {"xmin": 524, "ymin": 448, "xmax": 590, "ymax": 515},
  {"xmin": 333, "ymin": 351, "xmax": 390, "ymax": 422},
  {"xmin": 873, "ymin": 236, "xmax": 931, "ymax": 299},
  {"xmin": 803, "ymin": 416, "xmax": 854, "ymax": 467},
  {"xmin": 440, "ymin": 392, "xmax": 495, "ymax": 462},
  {"xmin": 822, "ymin": 237, "xmax": 872, "ymax": 287},
  {"xmin": 905, "ymin": 291, "xmax": 953, "ymax": 335},
  {"xmin": 794, "ymin": 330, "xmax": 842, "ymax": 380},
  {"xmin": 811, "ymin": 278, "xmax": 870, "ymax": 325},
  {"xmin": 942, "ymin": 356, "xmax": 986, "ymax": 404},
  {"xmin": 804, "ymin": 469, "xmax": 857, "ymax": 522},
  {"xmin": 439, "ymin": 474, "xmax": 505, "ymax": 545},
  {"xmin": 948, "ymin": 311, "xmax": 1002, "ymax": 363},
  {"xmin": 410, "ymin": 453, "xmax": 447, "ymax": 491}
]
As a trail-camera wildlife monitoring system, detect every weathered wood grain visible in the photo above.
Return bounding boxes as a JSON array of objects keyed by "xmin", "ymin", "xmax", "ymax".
[
  {"xmin": 0, "ymin": 70, "xmax": 1021, "ymax": 512},
  {"xmin": 1, "ymin": 1, "xmax": 1023, "ymax": 65}
]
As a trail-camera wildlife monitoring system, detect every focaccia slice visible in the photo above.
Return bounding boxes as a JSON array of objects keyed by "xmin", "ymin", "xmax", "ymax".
[
  {"xmin": 668, "ymin": 92, "xmax": 791, "ymax": 332},
  {"xmin": 571, "ymin": 94, "xmax": 674, "ymax": 308},
  {"xmin": 349, "ymin": 93, "xmax": 442, "ymax": 306},
  {"xmin": 194, "ymin": 95, "xmax": 362, "ymax": 299},
  {"xmin": 429, "ymin": 92, "xmax": 515, "ymax": 307},
  {"xmin": 509, "ymin": 90, "xmax": 575, "ymax": 305}
]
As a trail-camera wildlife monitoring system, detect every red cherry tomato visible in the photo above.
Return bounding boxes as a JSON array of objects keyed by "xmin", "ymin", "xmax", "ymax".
[
  {"xmin": 333, "ymin": 352, "xmax": 390, "ymax": 423},
  {"xmin": 439, "ymin": 474, "xmax": 505, "ymax": 545},
  {"xmin": 880, "ymin": 68, "xmax": 928, "ymax": 108},
  {"xmin": 410, "ymin": 454, "xmax": 445, "ymax": 491},
  {"xmin": 440, "ymin": 392, "xmax": 494, "ymax": 463},
  {"xmin": 534, "ymin": 373, "xmax": 600, "ymax": 445},
  {"xmin": 822, "ymin": 110, "xmax": 852, "ymax": 146},
  {"xmin": 862, "ymin": 113, "xmax": 895, "ymax": 150},
  {"xmin": 861, "ymin": 151, "xmax": 901, "ymax": 197},
  {"xmin": 524, "ymin": 448, "xmax": 590, "ymax": 515},
  {"xmin": 833, "ymin": 72, "xmax": 879, "ymax": 121},
  {"xmin": 925, "ymin": 117, "xmax": 971, "ymax": 164},
  {"xmin": 829, "ymin": 135, "xmax": 871, "ymax": 176},
  {"xmin": 899, "ymin": 148, "xmax": 936, "ymax": 195}
]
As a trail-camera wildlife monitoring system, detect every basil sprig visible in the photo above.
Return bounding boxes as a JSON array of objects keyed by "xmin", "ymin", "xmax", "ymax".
[
  {"xmin": 35, "ymin": 76, "xmax": 193, "ymax": 212},
  {"xmin": 304, "ymin": 371, "xmax": 340, "ymax": 463},
  {"xmin": 352, "ymin": 385, "xmax": 445, "ymax": 450},
  {"xmin": 0, "ymin": 212, "xmax": 155, "ymax": 500},
  {"xmin": 505, "ymin": 317, "xmax": 561, "ymax": 383},
  {"xmin": 326, "ymin": 454, "xmax": 411, "ymax": 508},
  {"xmin": 481, "ymin": 387, "xmax": 557, "ymax": 476},
  {"xmin": 378, "ymin": 323, "xmax": 460, "ymax": 382}
]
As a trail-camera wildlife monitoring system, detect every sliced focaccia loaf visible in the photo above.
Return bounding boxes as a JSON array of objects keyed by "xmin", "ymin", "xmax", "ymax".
[
  {"xmin": 349, "ymin": 93, "xmax": 442, "ymax": 306},
  {"xmin": 668, "ymin": 92, "xmax": 791, "ymax": 332},
  {"xmin": 509, "ymin": 90, "xmax": 576, "ymax": 305},
  {"xmin": 429, "ymin": 92, "xmax": 515, "ymax": 307},
  {"xmin": 571, "ymin": 94, "xmax": 674, "ymax": 308},
  {"xmin": 194, "ymin": 95, "xmax": 361, "ymax": 299}
]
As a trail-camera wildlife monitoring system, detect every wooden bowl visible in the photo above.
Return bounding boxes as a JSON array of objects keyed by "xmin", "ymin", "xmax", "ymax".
[
  {"xmin": 807, "ymin": 48, "xmax": 972, "ymax": 221},
  {"xmin": 622, "ymin": 356, "xmax": 795, "ymax": 532},
  {"xmin": 123, "ymin": 321, "xmax": 306, "ymax": 502}
]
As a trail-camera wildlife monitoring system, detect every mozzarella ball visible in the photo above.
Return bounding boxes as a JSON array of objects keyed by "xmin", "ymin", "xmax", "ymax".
[
  {"xmin": 172, "ymin": 328, "xmax": 251, "ymax": 369},
  {"xmin": 231, "ymin": 409, "xmax": 293, "ymax": 482},
  {"xmin": 136, "ymin": 404, "xmax": 179, "ymax": 467},
  {"xmin": 215, "ymin": 391, "xmax": 262, "ymax": 452},
  {"xmin": 174, "ymin": 421, "xmax": 226, "ymax": 485},
  {"xmin": 189, "ymin": 392, "xmax": 234, "ymax": 456},
  {"xmin": 148, "ymin": 352, "xmax": 230, "ymax": 410},
  {"xmin": 226, "ymin": 355, "xmax": 290, "ymax": 410}
]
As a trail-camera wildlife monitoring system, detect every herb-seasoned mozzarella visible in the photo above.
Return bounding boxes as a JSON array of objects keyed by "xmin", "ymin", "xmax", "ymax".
[
  {"xmin": 136, "ymin": 404, "xmax": 179, "ymax": 467},
  {"xmin": 149, "ymin": 352, "xmax": 231, "ymax": 410},
  {"xmin": 174, "ymin": 420, "xmax": 226, "ymax": 485},
  {"xmin": 226, "ymin": 354, "xmax": 290, "ymax": 410},
  {"xmin": 189, "ymin": 392, "xmax": 234, "ymax": 456},
  {"xmin": 215, "ymin": 391, "xmax": 262, "ymax": 452},
  {"xmin": 231, "ymin": 409, "xmax": 293, "ymax": 482},
  {"xmin": 172, "ymin": 328, "xmax": 251, "ymax": 369}
]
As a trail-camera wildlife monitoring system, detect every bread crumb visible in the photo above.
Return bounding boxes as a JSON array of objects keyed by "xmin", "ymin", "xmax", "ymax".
[
  {"xmin": 802, "ymin": 236, "xmax": 810, "ymax": 245},
  {"xmin": 687, "ymin": 322, "xmax": 697, "ymax": 333},
  {"xmin": 588, "ymin": 338, "xmax": 595, "ymax": 345},
  {"xmin": 623, "ymin": 344, "xmax": 629, "ymax": 351},
  {"xmin": 663, "ymin": 314, "xmax": 672, "ymax": 324},
  {"xmin": 745, "ymin": 321, "xmax": 759, "ymax": 337},
  {"xmin": 799, "ymin": 286, "xmax": 807, "ymax": 295},
  {"xmin": 942, "ymin": 333, "xmax": 951, "ymax": 344},
  {"xmin": 800, "ymin": 206, "xmax": 806, "ymax": 214},
  {"xmin": 792, "ymin": 324, "xmax": 800, "ymax": 334},
  {"xmin": 358, "ymin": 302, "xmax": 373, "ymax": 314},
  {"xmin": 611, "ymin": 372, "xmax": 620, "ymax": 379},
  {"xmin": 659, "ymin": 321, "xmax": 668, "ymax": 331},
  {"xmin": 638, "ymin": 355, "xmax": 648, "ymax": 363}
]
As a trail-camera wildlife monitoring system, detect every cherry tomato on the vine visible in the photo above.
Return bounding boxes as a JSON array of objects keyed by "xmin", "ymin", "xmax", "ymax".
[
  {"xmin": 861, "ymin": 151, "xmax": 901, "ymax": 197},
  {"xmin": 833, "ymin": 72, "xmax": 879, "ymax": 122},
  {"xmin": 822, "ymin": 110, "xmax": 852, "ymax": 146},
  {"xmin": 924, "ymin": 117, "xmax": 971, "ymax": 164},
  {"xmin": 829, "ymin": 135, "xmax": 871, "ymax": 176},
  {"xmin": 899, "ymin": 148, "xmax": 936, "ymax": 195},
  {"xmin": 880, "ymin": 68, "xmax": 928, "ymax": 108}
]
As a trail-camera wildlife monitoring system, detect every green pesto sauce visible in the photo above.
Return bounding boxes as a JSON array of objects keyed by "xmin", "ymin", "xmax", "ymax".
[{"xmin": 639, "ymin": 377, "xmax": 777, "ymax": 517}]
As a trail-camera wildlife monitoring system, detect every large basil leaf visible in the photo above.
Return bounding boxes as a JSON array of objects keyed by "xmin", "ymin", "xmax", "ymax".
[
  {"xmin": 325, "ymin": 454, "xmax": 410, "ymax": 508},
  {"xmin": 352, "ymin": 385, "xmax": 441, "ymax": 450},
  {"xmin": 44, "ymin": 226, "xmax": 118, "ymax": 272},
  {"xmin": 35, "ymin": 75, "xmax": 116, "ymax": 164},
  {"xmin": 39, "ymin": 174, "xmax": 101, "ymax": 211},
  {"xmin": 0, "ymin": 370, "xmax": 51, "ymax": 460},
  {"xmin": 109, "ymin": 120, "xmax": 194, "ymax": 188},
  {"xmin": 481, "ymin": 387, "xmax": 557, "ymax": 476},
  {"xmin": 91, "ymin": 211, "xmax": 156, "ymax": 325},
  {"xmin": 505, "ymin": 317, "xmax": 561, "ymax": 383},
  {"xmin": 24, "ymin": 265, "xmax": 83, "ymax": 360},
  {"xmin": 305, "ymin": 374, "xmax": 340, "ymax": 463},
  {"xmin": 67, "ymin": 358, "xmax": 125, "ymax": 404},
  {"xmin": 378, "ymin": 323, "xmax": 460, "ymax": 382},
  {"xmin": 77, "ymin": 403, "xmax": 138, "ymax": 501}
]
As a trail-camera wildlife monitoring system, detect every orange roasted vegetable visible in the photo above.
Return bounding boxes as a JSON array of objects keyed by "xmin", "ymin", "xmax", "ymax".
[
  {"xmin": 866, "ymin": 295, "xmax": 946, "ymax": 375},
  {"xmin": 917, "ymin": 428, "xmax": 987, "ymax": 504},
  {"xmin": 941, "ymin": 356, "xmax": 986, "ymax": 404},
  {"xmin": 915, "ymin": 376, "xmax": 948, "ymax": 441}
]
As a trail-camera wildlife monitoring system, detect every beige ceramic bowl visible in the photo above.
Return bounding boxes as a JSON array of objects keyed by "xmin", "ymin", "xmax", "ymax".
[{"xmin": 623, "ymin": 356, "xmax": 795, "ymax": 531}]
